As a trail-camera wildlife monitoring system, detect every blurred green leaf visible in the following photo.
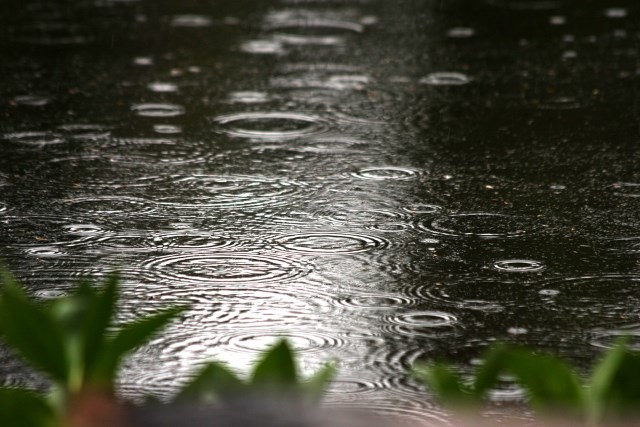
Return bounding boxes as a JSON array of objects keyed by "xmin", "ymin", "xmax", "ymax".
[
  {"xmin": 498, "ymin": 348, "xmax": 584, "ymax": 414},
  {"xmin": 0, "ymin": 270, "xmax": 68, "ymax": 384},
  {"xmin": 414, "ymin": 363, "xmax": 477, "ymax": 407},
  {"xmin": 303, "ymin": 361, "xmax": 337, "ymax": 402},
  {"xmin": 81, "ymin": 273, "xmax": 118, "ymax": 382},
  {"xmin": 93, "ymin": 306, "xmax": 186, "ymax": 385},
  {"xmin": 176, "ymin": 362, "xmax": 245, "ymax": 404},
  {"xmin": 0, "ymin": 388, "xmax": 56, "ymax": 427},
  {"xmin": 473, "ymin": 344, "xmax": 509, "ymax": 398},
  {"xmin": 250, "ymin": 339, "xmax": 298, "ymax": 390},
  {"xmin": 588, "ymin": 338, "xmax": 640, "ymax": 423}
]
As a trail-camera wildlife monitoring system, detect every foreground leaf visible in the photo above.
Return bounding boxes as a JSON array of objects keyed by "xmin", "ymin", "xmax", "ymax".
[
  {"xmin": 303, "ymin": 362, "xmax": 337, "ymax": 402},
  {"xmin": 0, "ymin": 388, "xmax": 56, "ymax": 427},
  {"xmin": 0, "ymin": 270, "xmax": 68, "ymax": 383},
  {"xmin": 250, "ymin": 339, "xmax": 298, "ymax": 390},
  {"xmin": 176, "ymin": 362, "xmax": 245, "ymax": 404},
  {"xmin": 414, "ymin": 363, "xmax": 477, "ymax": 407}
]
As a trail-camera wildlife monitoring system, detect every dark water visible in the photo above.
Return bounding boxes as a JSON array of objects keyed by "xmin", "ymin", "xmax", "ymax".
[{"xmin": 1, "ymin": 0, "xmax": 639, "ymax": 423}]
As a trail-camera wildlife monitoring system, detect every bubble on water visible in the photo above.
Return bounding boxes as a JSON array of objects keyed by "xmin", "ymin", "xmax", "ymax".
[
  {"xmin": 604, "ymin": 8, "xmax": 628, "ymax": 19},
  {"xmin": 170, "ymin": 15, "xmax": 213, "ymax": 28},
  {"xmin": 275, "ymin": 232, "xmax": 390, "ymax": 254},
  {"xmin": 12, "ymin": 95, "xmax": 50, "ymax": 106},
  {"xmin": 419, "ymin": 72, "xmax": 471, "ymax": 86},
  {"xmin": 131, "ymin": 103, "xmax": 185, "ymax": 117},
  {"xmin": 212, "ymin": 112, "xmax": 329, "ymax": 140},
  {"xmin": 3, "ymin": 131, "xmax": 63, "ymax": 147},
  {"xmin": 539, "ymin": 289, "xmax": 560, "ymax": 296},
  {"xmin": 240, "ymin": 39, "xmax": 286, "ymax": 55},
  {"xmin": 493, "ymin": 259, "xmax": 545, "ymax": 273},
  {"xmin": 419, "ymin": 213, "xmax": 538, "ymax": 238},
  {"xmin": 147, "ymin": 82, "xmax": 178, "ymax": 93},
  {"xmin": 142, "ymin": 252, "xmax": 313, "ymax": 284},
  {"xmin": 350, "ymin": 166, "xmax": 420, "ymax": 181}
]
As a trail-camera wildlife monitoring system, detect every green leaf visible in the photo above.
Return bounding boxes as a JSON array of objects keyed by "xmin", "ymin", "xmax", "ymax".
[
  {"xmin": 496, "ymin": 348, "xmax": 584, "ymax": 414},
  {"xmin": 588, "ymin": 338, "xmax": 640, "ymax": 423},
  {"xmin": 0, "ymin": 270, "xmax": 68, "ymax": 383},
  {"xmin": 473, "ymin": 344, "xmax": 510, "ymax": 398},
  {"xmin": 414, "ymin": 363, "xmax": 477, "ymax": 407},
  {"xmin": 93, "ymin": 306, "xmax": 185, "ymax": 385},
  {"xmin": 81, "ymin": 273, "xmax": 118, "ymax": 380},
  {"xmin": 0, "ymin": 388, "xmax": 56, "ymax": 427},
  {"xmin": 303, "ymin": 361, "xmax": 337, "ymax": 402},
  {"xmin": 175, "ymin": 362, "xmax": 245, "ymax": 404},
  {"xmin": 250, "ymin": 339, "xmax": 298, "ymax": 390}
]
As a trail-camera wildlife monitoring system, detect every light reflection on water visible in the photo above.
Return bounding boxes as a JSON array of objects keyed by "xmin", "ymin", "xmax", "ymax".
[{"xmin": 1, "ymin": 0, "xmax": 640, "ymax": 424}]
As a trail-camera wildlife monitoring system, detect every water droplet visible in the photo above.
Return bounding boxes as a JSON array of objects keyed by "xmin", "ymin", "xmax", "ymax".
[
  {"xmin": 212, "ymin": 112, "xmax": 328, "ymax": 139},
  {"xmin": 419, "ymin": 72, "xmax": 471, "ymax": 86},
  {"xmin": 170, "ymin": 15, "xmax": 213, "ymax": 28},
  {"xmin": 33, "ymin": 289, "xmax": 69, "ymax": 299},
  {"xmin": 276, "ymin": 232, "xmax": 390, "ymax": 254},
  {"xmin": 63, "ymin": 223, "xmax": 109, "ymax": 236},
  {"xmin": 227, "ymin": 91, "xmax": 270, "ymax": 104},
  {"xmin": 507, "ymin": 327, "xmax": 528, "ymax": 335},
  {"xmin": 142, "ymin": 253, "xmax": 312, "ymax": 284},
  {"xmin": 539, "ymin": 289, "xmax": 560, "ymax": 296},
  {"xmin": 134, "ymin": 56, "xmax": 153, "ymax": 66},
  {"xmin": 402, "ymin": 203, "xmax": 443, "ymax": 214},
  {"xmin": 334, "ymin": 294, "xmax": 414, "ymax": 310},
  {"xmin": 493, "ymin": 259, "xmax": 544, "ymax": 272},
  {"xmin": 385, "ymin": 311, "xmax": 460, "ymax": 337},
  {"xmin": 350, "ymin": 166, "xmax": 420, "ymax": 181},
  {"xmin": 131, "ymin": 103, "xmax": 185, "ymax": 117},
  {"xmin": 549, "ymin": 15, "xmax": 566, "ymax": 25}
]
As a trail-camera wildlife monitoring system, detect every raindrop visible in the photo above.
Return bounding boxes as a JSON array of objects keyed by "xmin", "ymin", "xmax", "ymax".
[
  {"xmin": 412, "ymin": 280, "xmax": 517, "ymax": 313},
  {"xmin": 539, "ymin": 289, "xmax": 560, "ymax": 296},
  {"xmin": 350, "ymin": 166, "xmax": 420, "ymax": 181},
  {"xmin": 493, "ymin": 259, "xmax": 544, "ymax": 272},
  {"xmin": 212, "ymin": 112, "xmax": 328, "ymax": 140},
  {"xmin": 333, "ymin": 294, "xmax": 414, "ymax": 310},
  {"xmin": 142, "ymin": 252, "xmax": 313, "ymax": 284},
  {"xmin": 549, "ymin": 16, "xmax": 566, "ymax": 25},
  {"xmin": 170, "ymin": 15, "xmax": 213, "ymax": 28},
  {"xmin": 33, "ymin": 289, "xmax": 69, "ymax": 299},
  {"xmin": 276, "ymin": 232, "xmax": 390, "ymax": 254},
  {"xmin": 134, "ymin": 56, "xmax": 153, "ymax": 66},
  {"xmin": 420, "ymin": 213, "xmax": 537, "ymax": 238},
  {"xmin": 131, "ymin": 103, "xmax": 185, "ymax": 117},
  {"xmin": 63, "ymin": 223, "xmax": 109, "ymax": 236},
  {"xmin": 419, "ymin": 72, "xmax": 471, "ymax": 86},
  {"xmin": 402, "ymin": 203, "xmax": 443, "ymax": 214}
]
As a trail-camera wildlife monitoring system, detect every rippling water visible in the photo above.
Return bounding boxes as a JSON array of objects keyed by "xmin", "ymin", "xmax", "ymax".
[{"xmin": 1, "ymin": 0, "xmax": 640, "ymax": 424}]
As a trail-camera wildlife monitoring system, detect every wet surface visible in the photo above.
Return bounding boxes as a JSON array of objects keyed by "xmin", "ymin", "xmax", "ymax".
[{"xmin": 1, "ymin": 0, "xmax": 640, "ymax": 423}]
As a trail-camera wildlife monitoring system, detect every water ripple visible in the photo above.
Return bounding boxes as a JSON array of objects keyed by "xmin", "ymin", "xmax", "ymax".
[
  {"xmin": 419, "ymin": 72, "xmax": 471, "ymax": 86},
  {"xmin": 610, "ymin": 182, "xmax": 640, "ymax": 197},
  {"xmin": 91, "ymin": 232, "xmax": 244, "ymax": 253},
  {"xmin": 3, "ymin": 131, "xmax": 64, "ymax": 147},
  {"xmin": 211, "ymin": 112, "xmax": 329, "ymax": 140},
  {"xmin": 538, "ymin": 275, "xmax": 640, "ymax": 324},
  {"xmin": 492, "ymin": 259, "xmax": 545, "ymax": 273},
  {"xmin": 419, "ymin": 213, "xmax": 538, "ymax": 238},
  {"xmin": 56, "ymin": 124, "xmax": 111, "ymax": 140},
  {"xmin": 141, "ymin": 252, "xmax": 313, "ymax": 284},
  {"xmin": 12, "ymin": 95, "xmax": 50, "ymax": 106},
  {"xmin": 350, "ymin": 167, "xmax": 421, "ymax": 181},
  {"xmin": 411, "ymin": 280, "xmax": 519, "ymax": 313},
  {"xmin": 275, "ymin": 232, "xmax": 390, "ymax": 254},
  {"xmin": 57, "ymin": 196, "xmax": 157, "ymax": 216},
  {"xmin": 131, "ymin": 103, "xmax": 185, "ymax": 117},
  {"xmin": 154, "ymin": 175, "xmax": 314, "ymax": 209},
  {"xmin": 382, "ymin": 311, "xmax": 461, "ymax": 337}
]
